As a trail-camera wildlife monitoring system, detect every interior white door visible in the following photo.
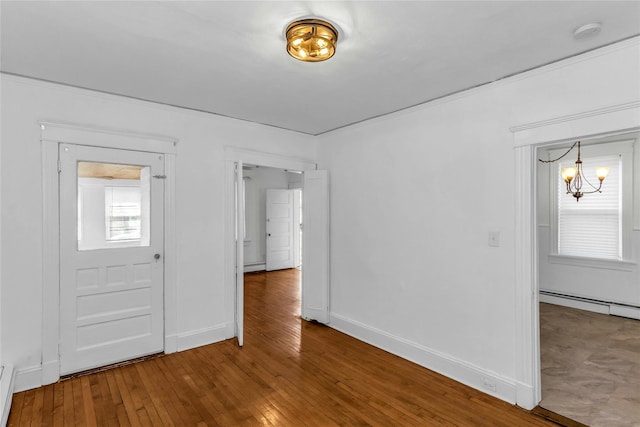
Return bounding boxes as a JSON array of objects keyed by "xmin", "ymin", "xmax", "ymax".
[
  {"xmin": 235, "ymin": 161, "xmax": 244, "ymax": 346},
  {"xmin": 59, "ymin": 143, "xmax": 164, "ymax": 375},
  {"xmin": 266, "ymin": 189, "xmax": 295, "ymax": 271},
  {"xmin": 302, "ymin": 170, "xmax": 330, "ymax": 323}
]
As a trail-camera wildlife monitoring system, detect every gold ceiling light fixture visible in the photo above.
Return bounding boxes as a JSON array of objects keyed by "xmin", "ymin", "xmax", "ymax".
[
  {"xmin": 286, "ymin": 18, "xmax": 338, "ymax": 62},
  {"xmin": 539, "ymin": 141, "xmax": 610, "ymax": 202}
]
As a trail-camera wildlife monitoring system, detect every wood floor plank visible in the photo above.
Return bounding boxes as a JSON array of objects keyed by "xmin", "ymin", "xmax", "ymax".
[{"xmin": 8, "ymin": 268, "xmax": 557, "ymax": 426}]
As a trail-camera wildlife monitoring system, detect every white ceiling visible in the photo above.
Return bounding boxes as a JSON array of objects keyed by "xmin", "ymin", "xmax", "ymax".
[{"xmin": 2, "ymin": 1, "xmax": 639, "ymax": 135}]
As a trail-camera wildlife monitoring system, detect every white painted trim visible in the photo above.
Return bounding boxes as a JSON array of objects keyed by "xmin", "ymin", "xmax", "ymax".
[
  {"xmin": 510, "ymin": 101, "xmax": 640, "ymax": 147},
  {"xmin": 513, "ymin": 144, "xmax": 539, "ymax": 410},
  {"xmin": 14, "ymin": 365, "xmax": 41, "ymax": 393},
  {"xmin": 330, "ymin": 313, "xmax": 517, "ymax": 404},
  {"xmin": 41, "ymin": 140, "xmax": 61, "ymax": 385},
  {"xmin": 41, "ymin": 123, "xmax": 178, "ymax": 386},
  {"xmin": 547, "ymin": 254, "xmax": 636, "ymax": 272},
  {"xmin": 176, "ymin": 324, "xmax": 230, "ymax": 352},
  {"xmin": 225, "ymin": 147, "xmax": 316, "ymax": 172},
  {"xmin": 244, "ymin": 263, "xmax": 266, "ymax": 273},
  {"xmin": 163, "ymin": 154, "xmax": 178, "ymax": 354},
  {"xmin": 1, "ymin": 365, "xmax": 15, "ymax": 427},
  {"xmin": 40, "ymin": 121, "xmax": 177, "ymax": 154},
  {"xmin": 512, "ymin": 100, "xmax": 640, "ymax": 410}
]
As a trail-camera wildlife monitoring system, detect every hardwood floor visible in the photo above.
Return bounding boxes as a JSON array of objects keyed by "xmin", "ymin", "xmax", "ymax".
[{"xmin": 9, "ymin": 269, "xmax": 555, "ymax": 426}]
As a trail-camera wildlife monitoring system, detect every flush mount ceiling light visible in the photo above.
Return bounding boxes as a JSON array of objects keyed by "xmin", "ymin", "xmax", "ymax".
[
  {"xmin": 286, "ymin": 19, "xmax": 338, "ymax": 62},
  {"xmin": 539, "ymin": 141, "xmax": 609, "ymax": 202}
]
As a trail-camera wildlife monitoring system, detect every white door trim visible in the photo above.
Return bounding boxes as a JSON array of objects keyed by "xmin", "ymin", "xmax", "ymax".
[
  {"xmin": 510, "ymin": 101, "xmax": 640, "ymax": 409},
  {"xmin": 224, "ymin": 147, "xmax": 317, "ymax": 341},
  {"xmin": 41, "ymin": 122, "xmax": 178, "ymax": 385}
]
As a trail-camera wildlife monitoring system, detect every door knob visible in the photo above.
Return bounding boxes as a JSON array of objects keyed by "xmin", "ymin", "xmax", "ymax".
[{"xmin": 154, "ymin": 253, "xmax": 161, "ymax": 260}]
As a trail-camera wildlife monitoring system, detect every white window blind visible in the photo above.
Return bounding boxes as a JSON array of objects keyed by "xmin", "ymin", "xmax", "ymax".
[
  {"xmin": 557, "ymin": 154, "xmax": 621, "ymax": 259},
  {"xmin": 105, "ymin": 187, "xmax": 142, "ymax": 241}
]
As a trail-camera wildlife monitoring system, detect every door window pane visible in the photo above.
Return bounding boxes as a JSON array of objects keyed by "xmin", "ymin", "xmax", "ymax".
[{"xmin": 77, "ymin": 161, "xmax": 151, "ymax": 250}]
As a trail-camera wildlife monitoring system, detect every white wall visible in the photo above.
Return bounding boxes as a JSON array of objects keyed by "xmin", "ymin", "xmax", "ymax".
[
  {"xmin": 537, "ymin": 136, "xmax": 640, "ymax": 306},
  {"xmin": 0, "ymin": 74, "xmax": 315, "ymax": 389},
  {"xmin": 316, "ymin": 38, "xmax": 640, "ymax": 403}
]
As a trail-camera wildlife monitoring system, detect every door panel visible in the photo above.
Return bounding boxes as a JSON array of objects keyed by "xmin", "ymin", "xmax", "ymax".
[
  {"xmin": 302, "ymin": 170, "xmax": 329, "ymax": 323},
  {"xmin": 59, "ymin": 143, "xmax": 164, "ymax": 374},
  {"xmin": 266, "ymin": 189, "xmax": 295, "ymax": 271}
]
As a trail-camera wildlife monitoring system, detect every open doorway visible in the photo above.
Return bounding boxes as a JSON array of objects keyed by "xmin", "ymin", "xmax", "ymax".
[
  {"xmin": 225, "ymin": 148, "xmax": 329, "ymax": 349},
  {"xmin": 535, "ymin": 132, "xmax": 640, "ymax": 426},
  {"xmin": 242, "ymin": 165, "xmax": 302, "ymax": 274}
]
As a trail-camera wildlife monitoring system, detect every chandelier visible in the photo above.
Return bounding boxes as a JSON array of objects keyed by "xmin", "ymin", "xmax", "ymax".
[{"xmin": 539, "ymin": 141, "xmax": 609, "ymax": 202}]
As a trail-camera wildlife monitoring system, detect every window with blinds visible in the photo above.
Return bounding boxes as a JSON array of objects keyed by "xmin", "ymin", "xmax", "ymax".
[
  {"xmin": 105, "ymin": 186, "xmax": 142, "ymax": 241},
  {"xmin": 557, "ymin": 154, "xmax": 621, "ymax": 259}
]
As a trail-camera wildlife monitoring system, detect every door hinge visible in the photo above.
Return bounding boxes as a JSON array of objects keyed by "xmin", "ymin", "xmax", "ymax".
[
  {"xmin": 152, "ymin": 174, "xmax": 167, "ymax": 179},
  {"xmin": 57, "ymin": 159, "xmax": 62, "ymax": 173}
]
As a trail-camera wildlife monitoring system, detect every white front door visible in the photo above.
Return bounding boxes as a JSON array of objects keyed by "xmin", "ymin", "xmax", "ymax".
[
  {"xmin": 266, "ymin": 189, "xmax": 295, "ymax": 271},
  {"xmin": 59, "ymin": 143, "xmax": 164, "ymax": 375}
]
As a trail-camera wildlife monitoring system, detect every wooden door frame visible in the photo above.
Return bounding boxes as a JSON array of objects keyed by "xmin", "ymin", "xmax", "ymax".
[
  {"xmin": 224, "ymin": 147, "xmax": 318, "ymax": 341},
  {"xmin": 41, "ymin": 122, "xmax": 178, "ymax": 385},
  {"xmin": 510, "ymin": 101, "xmax": 640, "ymax": 409}
]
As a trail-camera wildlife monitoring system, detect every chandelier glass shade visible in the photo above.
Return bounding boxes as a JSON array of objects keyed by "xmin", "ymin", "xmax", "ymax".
[{"xmin": 286, "ymin": 19, "xmax": 338, "ymax": 62}]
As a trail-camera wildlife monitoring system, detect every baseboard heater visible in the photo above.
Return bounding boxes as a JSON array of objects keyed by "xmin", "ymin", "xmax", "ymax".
[{"xmin": 540, "ymin": 290, "xmax": 640, "ymax": 320}]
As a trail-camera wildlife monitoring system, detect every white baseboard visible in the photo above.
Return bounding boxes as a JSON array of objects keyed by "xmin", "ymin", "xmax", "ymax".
[
  {"xmin": 516, "ymin": 381, "xmax": 537, "ymax": 410},
  {"xmin": 14, "ymin": 365, "xmax": 41, "ymax": 393},
  {"xmin": 165, "ymin": 334, "xmax": 178, "ymax": 354},
  {"xmin": 244, "ymin": 263, "xmax": 266, "ymax": 273},
  {"xmin": 41, "ymin": 360, "xmax": 59, "ymax": 386},
  {"xmin": 176, "ymin": 323, "xmax": 230, "ymax": 352},
  {"xmin": 329, "ymin": 313, "xmax": 517, "ymax": 404},
  {"xmin": 1, "ymin": 365, "xmax": 16, "ymax": 427},
  {"xmin": 11, "ymin": 325, "xmax": 229, "ymax": 395}
]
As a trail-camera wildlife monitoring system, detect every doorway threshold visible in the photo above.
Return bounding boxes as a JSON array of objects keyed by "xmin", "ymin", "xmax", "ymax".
[
  {"xmin": 531, "ymin": 406, "xmax": 588, "ymax": 427},
  {"xmin": 60, "ymin": 352, "xmax": 164, "ymax": 381}
]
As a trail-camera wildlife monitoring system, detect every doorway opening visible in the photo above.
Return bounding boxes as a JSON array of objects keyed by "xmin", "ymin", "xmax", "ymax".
[
  {"xmin": 226, "ymin": 148, "xmax": 329, "ymax": 349},
  {"xmin": 534, "ymin": 131, "xmax": 640, "ymax": 426},
  {"xmin": 242, "ymin": 165, "xmax": 303, "ymax": 274}
]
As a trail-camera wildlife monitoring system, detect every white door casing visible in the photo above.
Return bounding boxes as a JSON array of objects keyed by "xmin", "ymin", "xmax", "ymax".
[
  {"xmin": 59, "ymin": 143, "xmax": 164, "ymax": 375},
  {"xmin": 301, "ymin": 170, "xmax": 330, "ymax": 323},
  {"xmin": 235, "ymin": 161, "xmax": 245, "ymax": 347},
  {"xmin": 266, "ymin": 189, "xmax": 295, "ymax": 271},
  {"xmin": 511, "ymin": 101, "xmax": 640, "ymax": 409},
  {"xmin": 223, "ymin": 147, "xmax": 327, "ymax": 342},
  {"xmin": 293, "ymin": 189, "xmax": 302, "ymax": 268}
]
